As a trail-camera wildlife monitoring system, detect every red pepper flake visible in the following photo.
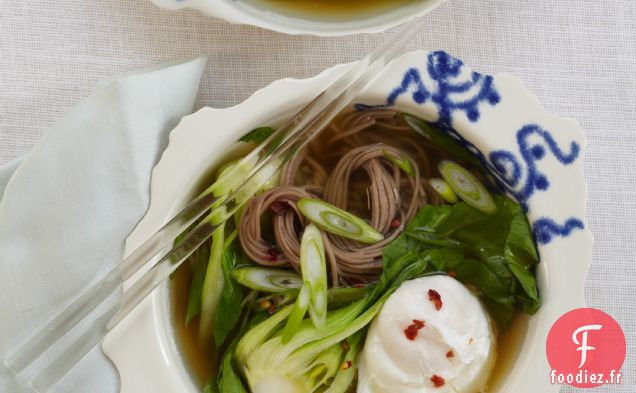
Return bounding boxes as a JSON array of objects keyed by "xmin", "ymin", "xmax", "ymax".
[
  {"xmin": 446, "ymin": 350, "xmax": 454, "ymax": 358},
  {"xmin": 390, "ymin": 218, "xmax": 401, "ymax": 228},
  {"xmin": 404, "ymin": 319, "xmax": 426, "ymax": 340},
  {"xmin": 430, "ymin": 375, "xmax": 445, "ymax": 388},
  {"xmin": 428, "ymin": 289, "xmax": 443, "ymax": 311},
  {"xmin": 270, "ymin": 200, "xmax": 290, "ymax": 215},
  {"xmin": 341, "ymin": 360, "xmax": 353, "ymax": 370},
  {"xmin": 341, "ymin": 340, "xmax": 351, "ymax": 351},
  {"xmin": 447, "ymin": 271, "xmax": 457, "ymax": 278},
  {"xmin": 267, "ymin": 303, "xmax": 277, "ymax": 315},
  {"xmin": 259, "ymin": 299, "xmax": 272, "ymax": 310},
  {"xmin": 267, "ymin": 247, "xmax": 280, "ymax": 262}
]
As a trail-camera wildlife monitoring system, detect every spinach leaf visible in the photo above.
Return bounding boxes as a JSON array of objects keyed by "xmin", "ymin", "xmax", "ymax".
[
  {"xmin": 215, "ymin": 293, "xmax": 262, "ymax": 393},
  {"xmin": 420, "ymin": 248, "xmax": 464, "ymax": 271},
  {"xmin": 214, "ymin": 240, "xmax": 247, "ymax": 348},
  {"xmin": 239, "ymin": 126, "xmax": 275, "ymax": 144},
  {"xmin": 504, "ymin": 200, "xmax": 541, "ymax": 313},
  {"xmin": 384, "ymin": 195, "xmax": 540, "ymax": 327},
  {"xmin": 217, "ymin": 342, "xmax": 249, "ymax": 393},
  {"xmin": 238, "ymin": 127, "xmax": 284, "ymax": 156}
]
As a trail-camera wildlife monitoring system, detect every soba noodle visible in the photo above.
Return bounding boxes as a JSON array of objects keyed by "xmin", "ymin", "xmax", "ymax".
[{"xmin": 238, "ymin": 110, "xmax": 446, "ymax": 285}]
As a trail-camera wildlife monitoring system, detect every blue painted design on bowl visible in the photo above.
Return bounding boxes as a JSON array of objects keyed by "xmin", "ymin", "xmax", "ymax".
[
  {"xmin": 489, "ymin": 124, "xmax": 580, "ymax": 209},
  {"xmin": 354, "ymin": 50, "xmax": 585, "ymax": 245},
  {"xmin": 533, "ymin": 217, "xmax": 585, "ymax": 245}
]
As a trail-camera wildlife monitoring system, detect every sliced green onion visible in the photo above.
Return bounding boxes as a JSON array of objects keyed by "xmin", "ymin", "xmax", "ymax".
[
  {"xmin": 184, "ymin": 246, "xmax": 209, "ymax": 327},
  {"xmin": 281, "ymin": 224, "xmax": 328, "ymax": 342},
  {"xmin": 231, "ymin": 267, "xmax": 303, "ymax": 293},
  {"xmin": 438, "ymin": 160, "xmax": 497, "ymax": 215},
  {"xmin": 382, "ymin": 148, "xmax": 415, "ymax": 176},
  {"xmin": 301, "ymin": 225, "xmax": 328, "ymax": 330},
  {"xmin": 199, "ymin": 223, "xmax": 226, "ymax": 343},
  {"xmin": 297, "ymin": 198, "xmax": 383, "ymax": 244},
  {"xmin": 428, "ymin": 177, "xmax": 458, "ymax": 203},
  {"xmin": 281, "ymin": 285, "xmax": 310, "ymax": 343},
  {"xmin": 258, "ymin": 286, "xmax": 370, "ymax": 310}
]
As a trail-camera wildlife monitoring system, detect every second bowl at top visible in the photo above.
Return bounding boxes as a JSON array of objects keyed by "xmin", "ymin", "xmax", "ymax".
[{"xmin": 151, "ymin": 0, "xmax": 447, "ymax": 36}]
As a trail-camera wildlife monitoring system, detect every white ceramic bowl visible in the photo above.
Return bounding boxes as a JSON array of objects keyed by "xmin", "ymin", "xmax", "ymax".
[
  {"xmin": 150, "ymin": 0, "xmax": 447, "ymax": 36},
  {"xmin": 103, "ymin": 50, "xmax": 592, "ymax": 393}
]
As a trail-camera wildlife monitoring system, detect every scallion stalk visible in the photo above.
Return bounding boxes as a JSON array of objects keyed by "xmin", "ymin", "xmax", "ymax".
[
  {"xmin": 300, "ymin": 224, "xmax": 328, "ymax": 330},
  {"xmin": 382, "ymin": 148, "xmax": 415, "ymax": 176},
  {"xmin": 438, "ymin": 160, "xmax": 497, "ymax": 214},
  {"xmin": 298, "ymin": 198, "xmax": 383, "ymax": 244},
  {"xmin": 281, "ymin": 224, "xmax": 328, "ymax": 342},
  {"xmin": 199, "ymin": 222, "xmax": 226, "ymax": 344},
  {"xmin": 231, "ymin": 267, "xmax": 303, "ymax": 293},
  {"xmin": 428, "ymin": 177, "xmax": 458, "ymax": 203}
]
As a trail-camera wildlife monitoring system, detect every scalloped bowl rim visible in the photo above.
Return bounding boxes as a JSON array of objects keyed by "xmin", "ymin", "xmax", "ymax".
[{"xmin": 103, "ymin": 50, "xmax": 592, "ymax": 393}]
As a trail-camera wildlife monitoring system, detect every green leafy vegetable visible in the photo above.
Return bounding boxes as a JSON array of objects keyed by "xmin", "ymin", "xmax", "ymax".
[
  {"xmin": 298, "ymin": 198, "xmax": 383, "ymax": 244},
  {"xmin": 217, "ymin": 340, "xmax": 249, "ymax": 393},
  {"xmin": 383, "ymin": 196, "xmax": 540, "ymax": 326},
  {"xmin": 202, "ymin": 380, "xmax": 218, "ymax": 393},
  {"xmin": 405, "ymin": 227, "xmax": 465, "ymax": 248},
  {"xmin": 235, "ymin": 298, "xmax": 383, "ymax": 393},
  {"xmin": 326, "ymin": 286, "xmax": 370, "ymax": 309},
  {"xmin": 401, "ymin": 113, "xmax": 479, "ymax": 165},
  {"xmin": 214, "ymin": 237, "xmax": 247, "ymax": 348},
  {"xmin": 233, "ymin": 243, "xmax": 435, "ymax": 392},
  {"xmin": 239, "ymin": 127, "xmax": 275, "ymax": 144}
]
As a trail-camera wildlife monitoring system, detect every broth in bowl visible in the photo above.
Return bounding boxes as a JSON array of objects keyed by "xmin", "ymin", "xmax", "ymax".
[
  {"xmin": 170, "ymin": 109, "xmax": 539, "ymax": 392},
  {"xmin": 243, "ymin": 0, "xmax": 419, "ymax": 21}
]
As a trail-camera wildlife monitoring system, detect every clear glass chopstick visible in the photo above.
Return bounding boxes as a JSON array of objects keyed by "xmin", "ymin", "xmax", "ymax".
[{"xmin": 0, "ymin": 18, "xmax": 423, "ymax": 393}]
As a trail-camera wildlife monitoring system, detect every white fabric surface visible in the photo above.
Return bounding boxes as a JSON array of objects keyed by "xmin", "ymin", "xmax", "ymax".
[
  {"xmin": 0, "ymin": 0, "xmax": 634, "ymax": 392},
  {"xmin": 0, "ymin": 56, "xmax": 206, "ymax": 393}
]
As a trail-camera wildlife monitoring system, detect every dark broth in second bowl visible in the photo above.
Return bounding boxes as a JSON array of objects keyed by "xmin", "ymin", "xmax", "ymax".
[{"xmin": 245, "ymin": 0, "xmax": 419, "ymax": 21}]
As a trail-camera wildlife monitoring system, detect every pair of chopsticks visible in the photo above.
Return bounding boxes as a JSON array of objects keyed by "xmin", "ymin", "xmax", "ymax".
[{"xmin": 0, "ymin": 18, "xmax": 423, "ymax": 392}]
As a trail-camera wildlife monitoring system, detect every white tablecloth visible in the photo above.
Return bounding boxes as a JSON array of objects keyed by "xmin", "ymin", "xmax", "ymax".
[{"xmin": 1, "ymin": 0, "xmax": 634, "ymax": 392}]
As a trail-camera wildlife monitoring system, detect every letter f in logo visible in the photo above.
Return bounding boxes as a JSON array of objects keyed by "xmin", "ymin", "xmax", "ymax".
[{"xmin": 572, "ymin": 324, "xmax": 602, "ymax": 368}]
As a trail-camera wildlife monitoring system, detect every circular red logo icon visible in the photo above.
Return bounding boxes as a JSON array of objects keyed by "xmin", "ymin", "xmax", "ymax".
[{"xmin": 546, "ymin": 308, "xmax": 626, "ymax": 388}]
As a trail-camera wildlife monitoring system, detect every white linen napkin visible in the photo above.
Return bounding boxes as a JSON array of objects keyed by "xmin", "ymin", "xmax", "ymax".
[{"xmin": 0, "ymin": 56, "xmax": 206, "ymax": 393}]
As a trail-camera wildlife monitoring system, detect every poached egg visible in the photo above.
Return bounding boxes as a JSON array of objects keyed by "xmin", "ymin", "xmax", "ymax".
[{"xmin": 358, "ymin": 275, "xmax": 496, "ymax": 393}]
